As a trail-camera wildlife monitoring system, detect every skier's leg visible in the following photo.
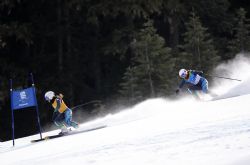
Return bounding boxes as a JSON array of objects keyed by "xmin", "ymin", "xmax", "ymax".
[
  {"xmin": 201, "ymin": 78, "xmax": 208, "ymax": 93},
  {"xmin": 187, "ymin": 88, "xmax": 201, "ymax": 100},
  {"xmin": 201, "ymin": 79, "xmax": 217, "ymax": 97},
  {"xmin": 64, "ymin": 109, "xmax": 79, "ymax": 129},
  {"xmin": 53, "ymin": 111, "xmax": 64, "ymax": 127},
  {"xmin": 52, "ymin": 111, "xmax": 67, "ymax": 132},
  {"xmin": 187, "ymin": 83, "xmax": 202, "ymax": 100}
]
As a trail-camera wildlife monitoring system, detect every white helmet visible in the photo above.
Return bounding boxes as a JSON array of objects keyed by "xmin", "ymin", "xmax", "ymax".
[
  {"xmin": 44, "ymin": 91, "xmax": 55, "ymax": 101},
  {"xmin": 179, "ymin": 69, "xmax": 187, "ymax": 78}
]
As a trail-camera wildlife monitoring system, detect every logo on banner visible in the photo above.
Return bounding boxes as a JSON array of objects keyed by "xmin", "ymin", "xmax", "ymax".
[
  {"xmin": 19, "ymin": 91, "xmax": 29, "ymax": 106},
  {"xmin": 20, "ymin": 91, "xmax": 27, "ymax": 100}
]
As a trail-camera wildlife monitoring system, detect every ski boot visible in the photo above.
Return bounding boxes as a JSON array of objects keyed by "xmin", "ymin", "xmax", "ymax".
[
  {"xmin": 71, "ymin": 122, "xmax": 79, "ymax": 129},
  {"xmin": 59, "ymin": 125, "xmax": 70, "ymax": 135}
]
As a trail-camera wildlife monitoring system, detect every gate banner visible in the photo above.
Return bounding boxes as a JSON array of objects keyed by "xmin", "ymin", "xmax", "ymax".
[{"xmin": 11, "ymin": 87, "xmax": 36, "ymax": 110}]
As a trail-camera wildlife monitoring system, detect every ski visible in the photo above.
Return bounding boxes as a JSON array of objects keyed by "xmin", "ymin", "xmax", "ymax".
[
  {"xmin": 31, "ymin": 134, "xmax": 63, "ymax": 142},
  {"xmin": 31, "ymin": 125, "xmax": 106, "ymax": 143}
]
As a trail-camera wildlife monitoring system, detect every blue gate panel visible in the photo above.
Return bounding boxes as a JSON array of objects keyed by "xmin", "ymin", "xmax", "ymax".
[{"xmin": 11, "ymin": 87, "xmax": 36, "ymax": 110}]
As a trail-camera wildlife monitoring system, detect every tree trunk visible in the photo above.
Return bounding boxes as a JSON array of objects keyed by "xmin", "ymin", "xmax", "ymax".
[
  {"xmin": 145, "ymin": 43, "xmax": 155, "ymax": 97},
  {"xmin": 57, "ymin": 0, "xmax": 63, "ymax": 73},
  {"xmin": 168, "ymin": 16, "xmax": 180, "ymax": 49},
  {"xmin": 65, "ymin": 2, "xmax": 74, "ymax": 105}
]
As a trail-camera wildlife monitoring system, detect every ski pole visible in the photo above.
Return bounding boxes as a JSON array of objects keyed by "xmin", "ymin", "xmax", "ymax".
[
  {"xmin": 205, "ymin": 74, "xmax": 242, "ymax": 81},
  {"xmin": 71, "ymin": 100, "xmax": 101, "ymax": 110}
]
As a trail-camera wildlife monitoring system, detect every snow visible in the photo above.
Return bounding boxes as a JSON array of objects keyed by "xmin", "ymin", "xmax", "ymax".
[
  {"xmin": 1, "ymin": 54, "xmax": 250, "ymax": 165},
  {"xmin": 1, "ymin": 96, "xmax": 250, "ymax": 165}
]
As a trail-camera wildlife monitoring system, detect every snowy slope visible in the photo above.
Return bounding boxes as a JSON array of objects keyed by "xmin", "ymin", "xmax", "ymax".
[
  {"xmin": 1, "ymin": 54, "xmax": 250, "ymax": 165},
  {"xmin": 0, "ymin": 95, "xmax": 250, "ymax": 165}
]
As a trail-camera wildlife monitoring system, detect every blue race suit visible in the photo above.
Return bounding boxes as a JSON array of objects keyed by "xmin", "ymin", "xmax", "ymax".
[{"xmin": 178, "ymin": 70, "xmax": 208, "ymax": 94}]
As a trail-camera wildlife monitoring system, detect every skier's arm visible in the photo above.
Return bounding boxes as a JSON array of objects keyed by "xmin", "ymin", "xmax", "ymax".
[
  {"xmin": 176, "ymin": 79, "xmax": 186, "ymax": 94},
  {"xmin": 56, "ymin": 93, "xmax": 63, "ymax": 99},
  {"xmin": 178, "ymin": 79, "xmax": 186, "ymax": 89},
  {"xmin": 58, "ymin": 93, "xmax": 64, "ymax": 98},
  {"xmin": 54, "ymin": 94, "xmax": 63, "ymax": 112},
  {"xmin": 55, "ymin": 98, "xmax": 61, "ymax": 112}
]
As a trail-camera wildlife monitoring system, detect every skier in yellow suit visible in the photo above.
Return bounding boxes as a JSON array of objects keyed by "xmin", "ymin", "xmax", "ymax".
[{"xmin": 45, "ymin": 91, "xmax": 79, "ymax": 133}]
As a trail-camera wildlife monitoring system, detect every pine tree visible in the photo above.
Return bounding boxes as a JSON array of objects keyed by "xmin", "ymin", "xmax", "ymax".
[
  {"xmin": 227, "ymin": 8, "xmax": 250, "ymax": 58},
  {"xmin": 119, "ymin": 21, "xmax": 175, "ymax": 103},
  {"xmin": 119, "ymin": 66, "xmax": 143, "ymax": 104},
  {"xmin": 178, "ymin": 11, "xmax": 219, "ymax": 73}
]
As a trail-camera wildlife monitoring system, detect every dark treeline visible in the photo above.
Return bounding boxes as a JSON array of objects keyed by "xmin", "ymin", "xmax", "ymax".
[{"xmin": 0, "ymin": 0, "xmax": 250, "ymax": 140}]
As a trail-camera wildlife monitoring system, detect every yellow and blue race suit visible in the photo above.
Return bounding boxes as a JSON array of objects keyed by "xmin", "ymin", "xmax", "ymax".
[{"xmin": 51, "ymin": 97, "xmax": 78, "ymax": 129}]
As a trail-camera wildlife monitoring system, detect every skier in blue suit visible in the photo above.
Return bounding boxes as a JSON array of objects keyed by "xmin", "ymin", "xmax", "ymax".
[{"xmin": 176, "ymin": 69, "xmax": 214, "ymax": 100}]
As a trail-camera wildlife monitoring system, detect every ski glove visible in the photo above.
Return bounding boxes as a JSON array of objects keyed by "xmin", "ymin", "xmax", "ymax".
[{"xmin": 175, "ymin": 89, "xmax": 180, "ymax": 94}]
